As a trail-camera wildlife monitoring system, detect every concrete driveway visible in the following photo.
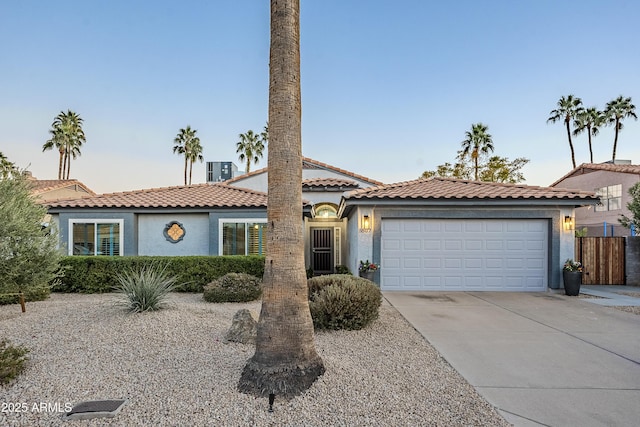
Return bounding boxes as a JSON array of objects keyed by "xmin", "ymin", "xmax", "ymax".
[{"xmin": 384, "ymin": 290, "xmax": 640, "ymax": 427}]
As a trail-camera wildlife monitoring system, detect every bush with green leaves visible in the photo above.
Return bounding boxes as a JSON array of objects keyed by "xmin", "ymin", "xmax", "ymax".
[
  {"xmin": 0, "ymin": 174, "xmax": 64, "ymax": 305},
  {"xmin": 203, "ymin": 273, "xmax": 262, "ymax": 303},
  {"xmin": 307, "ymin": 274, "xmax": 382, "ymax": 330},
  {"xmin": 0, "ymin": 339, "xmax": 29, "ymax": 385},
  {"xmin": 114, "ymin": 264, "xmax": 178, "ymax": 312},
  {"xmin": 54, "ymin": 255, "xmax": 265, "ymax": 293}
]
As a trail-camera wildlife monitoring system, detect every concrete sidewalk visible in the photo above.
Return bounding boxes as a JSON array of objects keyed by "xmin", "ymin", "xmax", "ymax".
[{"xmin": 384, "ymin": 291, "xmax": 640, "ymax": 427}]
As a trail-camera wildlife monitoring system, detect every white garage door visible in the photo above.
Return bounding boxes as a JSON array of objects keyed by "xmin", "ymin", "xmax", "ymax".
[{"xmin": 381, "ymin": 219, "xmax": 548, "ymax": 291}]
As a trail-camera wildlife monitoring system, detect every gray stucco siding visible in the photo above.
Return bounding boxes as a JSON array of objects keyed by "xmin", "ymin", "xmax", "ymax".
[{"xmin": 138, "ymin": 213, "xmax": 210, "ymax": 256}]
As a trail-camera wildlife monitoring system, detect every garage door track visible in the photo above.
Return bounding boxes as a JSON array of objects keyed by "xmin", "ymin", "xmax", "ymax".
[{"xmin": 384, "ymin": 290, "xmax": 640, "ymax": 427}]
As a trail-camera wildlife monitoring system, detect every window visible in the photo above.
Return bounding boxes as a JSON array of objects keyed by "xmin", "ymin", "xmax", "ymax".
[
  {"xmin": 69, "ymin": 220, "xmax": 123, "ymax": 256},
  {"xmin": 220, "ymin": 219, "xmax": 267, "ymax": 255},
  {"xmin": 595, "ymin": 184, "xmax": 622, "ymax": 212},
  {"xmin": 314, "ymin": 204, "xmax": 338, "ymax": 218}
]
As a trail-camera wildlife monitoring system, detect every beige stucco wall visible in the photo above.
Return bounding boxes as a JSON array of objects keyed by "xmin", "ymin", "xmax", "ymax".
[{"xmin": 555, "ymin": 171, "xmax": 639, "ymax": 235}]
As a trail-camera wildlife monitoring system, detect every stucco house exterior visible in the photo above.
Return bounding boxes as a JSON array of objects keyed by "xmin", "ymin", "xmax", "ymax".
[
  {"xmin": 45, "ymin": 158, "xmax": 598, "ymax": 291},
  {"xmin": 26, "ymin": 172, "xmax": 96, "ymax": 202},
  {"xmin": 551, "ymin": 162, "xmax": 640, "ymax": 236}
]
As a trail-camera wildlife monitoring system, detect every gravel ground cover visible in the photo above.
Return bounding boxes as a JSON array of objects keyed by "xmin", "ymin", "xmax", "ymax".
[{"xmin": 0, "ymin": 293, "xmax": 508, "ymax": 426}]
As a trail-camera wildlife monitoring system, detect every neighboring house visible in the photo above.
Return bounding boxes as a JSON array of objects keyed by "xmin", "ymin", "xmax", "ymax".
[
  {"xmin": 551, "ymin": 162, "xmax": 640, "ymax": 236},
  {"xmin": 45, "ymin": 158, "xmax": 598, "ymax": 291},
  {"xmin": 26, "ymin": 172, "xmax": 96, "ymax": 202}
]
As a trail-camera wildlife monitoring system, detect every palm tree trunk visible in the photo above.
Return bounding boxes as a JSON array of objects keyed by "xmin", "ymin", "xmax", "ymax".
[
  {"xmin": 612, "ymin": 119, "xmax": 620, "ymax": 162},
  {"xmin": 57, "ymin": 147, "xmax": 64, "ymax": 180},
  {"xmin": 587, "ymin": 127, "xmax": 593, "ymax": 163},
  {"xmin": 565, "ymin": 120, "xmax": 576, "ymax": 168},
  {"xmin": 188, "ymin": 160, "xmax": 193, "ymax": 185},
  {"xmin": 239, "ymin": 0, "xmax": 324, "ymax": 399},
  {"xmin": 62, "ymin": 148, "xmax": 68, "ymax": 180},
  {"xmin": 66, "ymin": 153, "xmax": 71, "ymax": 179},
  {"xmin": 183, "ymin": 157, "xmax": 188, "ymax": 185}
]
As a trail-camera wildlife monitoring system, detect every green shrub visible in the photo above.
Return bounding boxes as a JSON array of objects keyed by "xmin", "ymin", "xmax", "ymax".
[
  {"xmin": 114, "ymin": 264, "xmax": 178, "ymax": 313},
  {"xmin": 203, "ymin": 273, "xmax": 262, "ymax": 303},
  {"xmin": 54, "ymin": 255, "xmax": 265, "ymax": 293},
  {"xmin": 334, "ymin": 265, "xmax": 352, "ymax": 275},
  {"xmin": 0, "ymin": 339, "xmax": 29, "ymax": 385},
  {"xmin": 307, "ymin": 274, "xmax": 382, "ymax": 330},
  {"xmin": 0, "ymin": 286, "xmax": 51, "ymax": 306}
]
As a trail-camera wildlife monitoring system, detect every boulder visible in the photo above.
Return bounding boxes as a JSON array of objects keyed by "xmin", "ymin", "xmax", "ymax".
[{"xmin": 224, "ymin": 309, "xmax": 258, "ymax": 344}]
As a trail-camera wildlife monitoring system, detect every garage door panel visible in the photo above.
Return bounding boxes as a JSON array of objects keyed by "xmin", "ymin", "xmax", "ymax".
[
  {"xmin": 381, "ymin": 219, "xmax": 547, "ymax": 292},
  {"xmin": 403, "ymin": 239, "xmax": 422, "ymax": 251}
]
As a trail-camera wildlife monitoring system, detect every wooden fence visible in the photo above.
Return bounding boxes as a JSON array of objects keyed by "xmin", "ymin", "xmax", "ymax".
[{"xmin": 575, "ymin": 237, "xmax": 625, "ymax": 285}]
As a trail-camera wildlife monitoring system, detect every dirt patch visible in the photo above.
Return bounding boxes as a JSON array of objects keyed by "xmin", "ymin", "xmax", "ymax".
[
  {"xmin": 618, "ymin": 292, "xmax": 640, "ymax": 298},
  {"xmin": 613, "ymin": 306, "xmax": 640, "ymax": 315}
]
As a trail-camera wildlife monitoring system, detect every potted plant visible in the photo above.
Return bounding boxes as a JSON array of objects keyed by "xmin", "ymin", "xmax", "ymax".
[
  {"xmin": 562, "ymin": 259, "xmax": 583, "ymax": 296},
  {"xmin": 358, "ymin": 260, "xmax": 380, "ymax": 281}
]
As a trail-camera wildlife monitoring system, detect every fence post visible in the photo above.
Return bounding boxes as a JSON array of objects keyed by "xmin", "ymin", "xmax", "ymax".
[{"xmin": 604, "ymin": 221, "xmax": 607, "ymax": 237}]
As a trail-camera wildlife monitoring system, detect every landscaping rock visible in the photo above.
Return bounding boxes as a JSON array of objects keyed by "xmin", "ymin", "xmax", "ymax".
[{"xmin": 224, "ymin": 309, "xmax": 257, "ymax": 344}]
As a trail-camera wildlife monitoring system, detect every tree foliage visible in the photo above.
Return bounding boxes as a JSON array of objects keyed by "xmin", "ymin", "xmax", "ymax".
[
  {"xmin": 236, "ymin": 129, "xmax": 266, "ymax": 173},
  {"xmin": 172, "ymin": 126, "xmax": 203, "ymax": 185},
  {"xmin": 42, "ymin": 110, "xmax": 86, "ymax": 179},
  {"xmin": 460, "ymin": 123, "xmax": 494, "ymax": 181},
  {"xmin": 422, "ymin": 150, "xmax": 530, "ymax": 184},
  {"xmin": 0, "ymin": 175, "xmax": 64, "ymax": 298},
  {"xmin": 619, "ymin": 182, "xmax": 640, "ymax": 232},
  {"xmin": 603, "ymin": 96, "xmax": 637, "ymax": 162},
  {"xmin": 0, "ymin": 152, "xmax": 18, "ymax": 179},
  {"xmin": 547, "ymin": 95, "xmax": 583, "ymax": 169}
]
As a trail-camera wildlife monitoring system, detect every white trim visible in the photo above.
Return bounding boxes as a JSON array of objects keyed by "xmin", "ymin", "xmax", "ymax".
[
  {"xmin": 68, "ymin": 219, "xmax": 124, "ymax": 256},
  {"xmin": 218, "ymin": 218, "xmax": 267, "ymax": 256}
]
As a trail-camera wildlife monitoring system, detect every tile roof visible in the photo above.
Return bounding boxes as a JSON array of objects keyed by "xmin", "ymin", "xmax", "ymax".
[
  {"xmin": 45, "ymin": 183, "xmax": 268, "ymax": 209},
  {"xmin": 344, "ymin": 177, "xmax": 598, "ymax": 201},
  {"xmin": 29, "ymin": 179, "xmax": 96, "ymax": 197},
  {"xmin": 302, "ymin": 177, "xmax": 359, "ymax": 189},
  {"xmin": 223, "ymin": 157, "xmax": 384, "ymax": 186},
  {"xmin": 550, "ymin": 163, "xmax": 640, "ymax": 187}
]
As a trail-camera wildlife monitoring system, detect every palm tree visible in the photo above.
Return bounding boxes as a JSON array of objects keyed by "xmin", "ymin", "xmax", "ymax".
[
  {"xmin": 42, "ymin": 110, "xmax": 86, "ymax": 179},
  {"xmin": 603, "ymin": 96, "xmax": 637, "ymax": 162},
  {"xmin": 573, "ymin": 107, "xmax": 605, "ymax": 163},
  {"xmin": 186, "ymin": 137, "xmax": 204, "ymax": 185},
  {"xmin": 172, "ymin": 126, "xmax": 200, "ymax": 185},
  {"xmin": 460, "ymin": 123, "xmax": 494, "ymax": 181},
  {"xmin": 236, "ymin": 129, "xmax": 266, "ymax": 173},
  {"xmin": 239, "ymin": 0, "xmax": 324, "ymax": 401},
  {"xmin": 0, "ymin": 152, "xmax": 17, "ymax": 179},
  {"xmin": 547, "ymin": 95, "xmax": 584, "ymax": 168}
]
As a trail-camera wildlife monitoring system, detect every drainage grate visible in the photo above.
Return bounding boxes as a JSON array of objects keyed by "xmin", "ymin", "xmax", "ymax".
[{"xmin": 62, "ymin": 399, "xmax": 126, "ymax": 421}]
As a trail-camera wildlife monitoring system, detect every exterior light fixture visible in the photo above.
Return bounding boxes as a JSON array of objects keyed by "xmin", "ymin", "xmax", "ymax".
[
  {"xmin": 564, "ymin": 215, "xmax": 574, "ymax": 231},
  {"xmin": 360, "ymin": 214, "xmax": 372, "ymax": 233}
]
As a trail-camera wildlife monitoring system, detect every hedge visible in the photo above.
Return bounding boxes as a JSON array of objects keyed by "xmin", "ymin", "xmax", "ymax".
[{"xmin": 53, "ymin": 256, "xmax": 265, "ymax": 293}]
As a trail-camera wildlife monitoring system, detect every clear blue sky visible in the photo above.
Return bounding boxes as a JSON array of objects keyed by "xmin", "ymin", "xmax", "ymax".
[{"xmin": 2, "ymin": 0, "xmax": 639, "ymax": 193}]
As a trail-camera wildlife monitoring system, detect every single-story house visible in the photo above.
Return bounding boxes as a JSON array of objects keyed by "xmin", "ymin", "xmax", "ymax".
[
  {"xmin": 45, "ymin": 158, "xmax": 598, "ymax": 291},
  {"xmin": 551, "ymin": 162, "xmax": 640, "ymax": 236}
]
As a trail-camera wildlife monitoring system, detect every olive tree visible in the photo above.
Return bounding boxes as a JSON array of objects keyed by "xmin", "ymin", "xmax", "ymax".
[{"xmin": 0, "ymin": 174, "xmax": 64, "ymax": 302}]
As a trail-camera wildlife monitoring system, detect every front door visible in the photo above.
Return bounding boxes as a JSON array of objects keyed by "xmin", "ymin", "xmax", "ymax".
[{"xmin": 311, "ymin": 228, "xmax": 333, "ymax": 275}]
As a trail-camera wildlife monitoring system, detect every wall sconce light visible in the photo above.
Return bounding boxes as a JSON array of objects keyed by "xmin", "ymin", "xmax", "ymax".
[
  {"xmin": 360, "ymin": 214, "xmax": 372, "ymax": 233},
  {"xmin": 564, "ymin": 215, "xmax": 574, "ymax": 231}
]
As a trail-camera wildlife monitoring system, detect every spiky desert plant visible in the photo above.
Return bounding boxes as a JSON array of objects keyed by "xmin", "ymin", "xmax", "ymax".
[
  {"xmin": 114, "ymin": 264, "xmax": 178, "ymax": 313},
  {"xmin": 0, "ymin": 339, "xmax": 29, "ymax": 385}
]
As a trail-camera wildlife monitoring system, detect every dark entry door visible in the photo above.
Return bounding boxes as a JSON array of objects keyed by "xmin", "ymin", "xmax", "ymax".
[{"xmin": 311, "ymin": 228, "xmax": 333, "ymax": 275}]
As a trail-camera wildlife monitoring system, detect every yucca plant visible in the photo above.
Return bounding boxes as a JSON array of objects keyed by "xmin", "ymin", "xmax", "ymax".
[{"xmin": 114, "ymin": 263, "xmax": 178, "ymax": 313}]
